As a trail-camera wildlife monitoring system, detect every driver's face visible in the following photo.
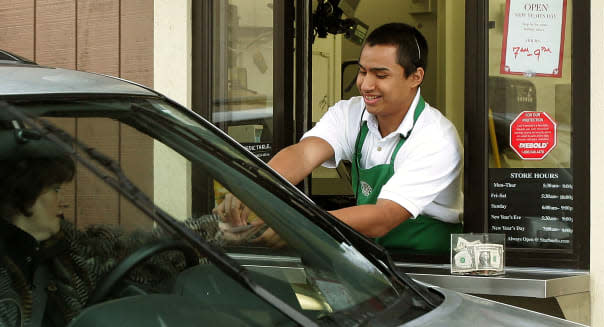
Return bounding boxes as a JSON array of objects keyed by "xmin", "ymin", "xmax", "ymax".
[{"xmin": 15, "ymin": 184, "xmax": 65, "ymax": 241}]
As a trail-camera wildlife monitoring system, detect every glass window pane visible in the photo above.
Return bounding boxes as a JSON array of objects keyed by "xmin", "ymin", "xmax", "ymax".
[
  {"xmin": 212, "ymin": 0, "xmax": 274, "ymax": 162},
  {"xmin": 7, "ymin": 97, "xmax": 413, "ymax": 323},
  {"xmin": 487, "ymin": 0, "xmax": 573, "ymax": 250}
]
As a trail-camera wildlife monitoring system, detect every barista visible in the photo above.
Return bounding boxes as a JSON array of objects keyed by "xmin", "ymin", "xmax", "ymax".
[{"xmin": 218, "ymin": 23, "xmax": 463, "ymax": 253}]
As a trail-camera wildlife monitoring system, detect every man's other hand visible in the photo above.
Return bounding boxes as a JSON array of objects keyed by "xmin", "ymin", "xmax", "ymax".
[{"xmin": 212, "ymin": 193, "xmax": 250, "ymax": 226}]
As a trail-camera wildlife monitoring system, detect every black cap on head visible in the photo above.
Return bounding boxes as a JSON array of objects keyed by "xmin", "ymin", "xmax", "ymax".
[{"xmin": 363, "ymin": 22, "xmax": 428, "ymax": 77}]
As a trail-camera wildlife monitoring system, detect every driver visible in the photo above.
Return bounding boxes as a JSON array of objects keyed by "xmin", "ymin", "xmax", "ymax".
[{"xmin": 0, "ymin": 127, "xmax": 258, "ymax": 327}]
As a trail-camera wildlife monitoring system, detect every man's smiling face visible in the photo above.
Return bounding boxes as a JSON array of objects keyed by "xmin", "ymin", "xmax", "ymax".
[{"xmin": 356, "ymin": 44, "xmax": 422, "ymax": 122}]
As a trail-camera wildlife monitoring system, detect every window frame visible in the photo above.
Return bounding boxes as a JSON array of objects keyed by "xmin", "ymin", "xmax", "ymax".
[
  {"xmin": 192, "ymin": 0, "xmax": 295, "ymax": 215},
  {"xmin": 464, "ymin": 0, "xmax": 590, "ymax": 269}
]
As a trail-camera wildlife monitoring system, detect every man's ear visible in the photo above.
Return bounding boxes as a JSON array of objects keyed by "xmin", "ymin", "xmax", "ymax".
[{"xmin": 409, "ymin": 67, "xmax": 424, "ymax": 87}]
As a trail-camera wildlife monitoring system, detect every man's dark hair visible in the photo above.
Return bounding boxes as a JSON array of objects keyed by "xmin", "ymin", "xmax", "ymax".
[
  {"xmin": 363, "ymin": 22, "xmax": 428, "ymax": 77},
  {"xmin": 0, "ymin": 155, "xmax": 75, "ymax": 219}
]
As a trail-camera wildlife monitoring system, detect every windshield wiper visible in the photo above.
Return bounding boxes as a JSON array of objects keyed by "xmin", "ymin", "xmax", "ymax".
[
  {"xmin": 1, "ymin": 101, "xmax": 318, "ymax": 327},
  {"xmin": 369, "ymin": 252, "xmax": 440, "ymax": 309}
]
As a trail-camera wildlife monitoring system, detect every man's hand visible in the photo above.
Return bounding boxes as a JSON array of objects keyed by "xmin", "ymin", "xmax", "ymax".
[
  {"xmin": 212, "ymin": 193, "xmax": 286, "ymax": 247},
  {"xmin": 250, "ymin": 222, "xmax": 287, "ymax": 248},
  {"xmin": 212, "ymin": 193, "xmax": 250, "ymax": 227},
  {"xmin": 219, "ymin": 220, "xmax": 268, "ymax": 244},
  {"xmin": 218, "ymin": 219, "xmax": 286, "ymax": 247}
]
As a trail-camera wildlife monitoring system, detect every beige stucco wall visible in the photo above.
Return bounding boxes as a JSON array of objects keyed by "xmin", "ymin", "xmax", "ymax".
[
  {"xmin": 153, "ymin": 0, "xmax": 192, "ymax": 220},
  {"xmin": 591, "ymin": 1, "xmax": 604, "ymax": 326}
]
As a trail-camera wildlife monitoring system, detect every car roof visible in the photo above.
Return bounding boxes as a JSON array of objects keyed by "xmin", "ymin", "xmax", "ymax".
[{"xmin": 0, "ymin": 50, "xmax": 157, "ymax": 97}]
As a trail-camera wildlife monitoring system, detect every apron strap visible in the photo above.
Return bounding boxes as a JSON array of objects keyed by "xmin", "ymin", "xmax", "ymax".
[
  {"xmin": 352, "ymin": 95, "xmax": 427, "ymax": 198},
  {"xmin": 389, "ymin": 96, "xmax": 426, "ymax": 165},
  {"xmin": 352, "ymin": 122, "xmax": 368, "ymax": 198},
  {"xmin": 353, "ymin": 121, "xmax": 369, "ymax": 166},
  {"xmin": 356, "ymin": 96, "xmax": 427, "ymax": 166}
]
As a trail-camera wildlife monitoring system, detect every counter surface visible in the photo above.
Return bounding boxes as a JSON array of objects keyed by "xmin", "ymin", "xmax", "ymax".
[
  {"xmin": 397, "ymin": 262, "xmax": 589, "ymax": 298},
  {"xmin": 228, "ymin": 253, "xmax": 589, "ymax": 298}
]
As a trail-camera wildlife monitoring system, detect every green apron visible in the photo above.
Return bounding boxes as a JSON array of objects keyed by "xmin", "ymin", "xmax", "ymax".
[{"xmin": 351, "ymin": 96, "xmax": 462, "ymax": 254}]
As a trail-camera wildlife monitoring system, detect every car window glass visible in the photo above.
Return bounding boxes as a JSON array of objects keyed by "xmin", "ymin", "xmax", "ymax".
[{"xmin": 2, "ymin": 98, "xmax": 430, "ymax": 325}]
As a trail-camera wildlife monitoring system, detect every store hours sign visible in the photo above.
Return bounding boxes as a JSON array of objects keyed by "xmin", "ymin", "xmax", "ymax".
[
  {"xmin": 500, "ymin": 0, "xmax": 567, "ymax": 77},
  {"xmin": 488, "ymin": 168, "xmax": 573, "ymax": 250}
]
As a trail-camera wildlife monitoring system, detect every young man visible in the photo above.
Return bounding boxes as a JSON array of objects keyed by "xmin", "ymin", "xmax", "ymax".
[{"xmin": 220, "ymin": 23, "xmax": 463, "ymax": 253}]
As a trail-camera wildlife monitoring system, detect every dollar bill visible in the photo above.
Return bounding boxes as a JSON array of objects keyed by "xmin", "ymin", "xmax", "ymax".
[
  {"xmin": 451, "ymin": 237, "xmax": 504, "ymax": 274},
  {"xmin": 453, "ymin": 237, "xmax": 481, "ymax": 253},
  {"xmin": 474, "ymin": 244, "xmax": 504, "ymax": 271},
  {"xmin": 452, "ymin": 248, "xmax": 475, "ymax": 273}
]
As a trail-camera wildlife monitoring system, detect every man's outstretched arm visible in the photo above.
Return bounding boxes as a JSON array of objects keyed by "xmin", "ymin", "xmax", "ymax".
[
  {"xmin": 268, "ymin": 136, "xmax": 335, "ymax": 185},
  {"xmin": 271, "ymin": 138, "xmax": 413, "ymax": 238},
  {"xmin": 329, "ymin": 199, "xmax": 413, "ymax": 238},
  {"xmin": 215, "ymin": 137, "xmax": 334, "ymax": 227}
]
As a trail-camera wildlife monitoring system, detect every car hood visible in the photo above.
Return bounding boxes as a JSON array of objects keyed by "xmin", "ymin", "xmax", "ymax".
[{"xmin": 403, "ymin": 287, "xmax": 585, "ymax": 327}]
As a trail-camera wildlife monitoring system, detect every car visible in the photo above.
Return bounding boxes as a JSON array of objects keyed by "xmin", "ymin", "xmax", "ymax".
[{"xmin": 0, "ymin": 51, "xmax": 586, "ymax": 327}]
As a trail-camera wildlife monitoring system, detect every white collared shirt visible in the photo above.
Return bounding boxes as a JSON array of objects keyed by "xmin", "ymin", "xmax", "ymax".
[{"xmin": 302, "ymin": 91, "xmax": 463, "ymax": 223}]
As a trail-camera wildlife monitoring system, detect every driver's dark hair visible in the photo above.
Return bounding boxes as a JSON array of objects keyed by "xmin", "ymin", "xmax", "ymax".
[
  {"xmin": 363, "ymin": 22, "xmax": 428, "ymax": 77},
  {"xmin": 0, "ymin": 155, "xmax": 75, "ymax": 220}
]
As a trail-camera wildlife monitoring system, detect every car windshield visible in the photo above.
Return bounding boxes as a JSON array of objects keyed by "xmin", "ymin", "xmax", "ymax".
[{"xmin": 0, "ymin": 96, "xmax": 431, "ymax": 326}]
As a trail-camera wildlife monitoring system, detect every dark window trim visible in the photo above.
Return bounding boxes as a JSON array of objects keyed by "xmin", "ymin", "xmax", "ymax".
[
  {"xmin": 570, "ymin": 0, "xmax": 590, "ymax": 270},
  {"xmin": 294, "ymin": 0, "xmax": 313, "ymax": 194},
  {"xmin": 191, "ymin": 0, "xmax": 214, "ymax": 216},
  {"xmin": 192, "ymin": 0, "xmax": 213, "ymax": 119},
  {"xmin": 465, "ymin": 0, "xmax": 590, "ymax": 269},
  {"xmin": 464, "ymin": 0, "xmax": 489, "ymax": 237},
  {"xmin": 273, "ymin": 0, "xmax": 295, "ymax": 155}
]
